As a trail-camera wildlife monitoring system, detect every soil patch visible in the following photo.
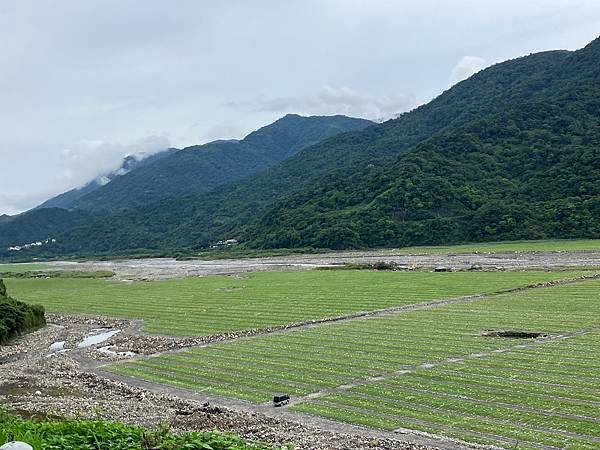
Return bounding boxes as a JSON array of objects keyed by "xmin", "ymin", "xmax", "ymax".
[{"xmin": 481, "ymin": 330, "xmax": 546, "ymax": 339}]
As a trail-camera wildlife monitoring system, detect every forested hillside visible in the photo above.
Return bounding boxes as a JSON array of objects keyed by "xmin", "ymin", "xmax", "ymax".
[
  {"xmin": 68, "ymin": 114, "xmax": 373, "ymax": 212},
  {"xmin": 1, "ymin": 37, "xmax": 598, "ymax": 257},
  {"xmin": 0, "ymin": 114, "xmax": 372, "ymax": 250}
]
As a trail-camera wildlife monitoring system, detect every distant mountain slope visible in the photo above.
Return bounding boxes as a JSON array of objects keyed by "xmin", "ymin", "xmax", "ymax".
[
  {"xmin": 0, "ymin": 114, "xmax": 372, "ymax": 251},
  {"xmin": 69, "ymin": 114, "xmax": 373, "ymax": 212},
  {"xmin": 36, "ymin": 149, "xmax": 179, "ymax": 210},
  {"xmin": 0, "ymin": 208, "xmax": 92, "ymax": 249},
  {"xmin": 2, "ymin": 38, "xmax": 598, "ymax": 256}
]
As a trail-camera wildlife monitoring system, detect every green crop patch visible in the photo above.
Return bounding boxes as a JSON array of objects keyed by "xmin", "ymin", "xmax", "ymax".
[
  {"xmin": 5, "ymin": 269, "xmax": 587, "ymax": 336},
  {"xmin": 384, "ymin": 238, "xmax": 600, "ymax": 255},
  {"xmin": 105, "ymin": 278, "xmax": 600, "ymax": 449},
  {"xmin": 297, "ymin": 332, "xmax": 600, "ymax": 449}
]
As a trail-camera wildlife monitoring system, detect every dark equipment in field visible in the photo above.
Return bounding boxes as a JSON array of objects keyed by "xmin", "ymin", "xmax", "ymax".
[{"xmin": 273, "ymin": 394, "xmax": 290, "ymax": 407}]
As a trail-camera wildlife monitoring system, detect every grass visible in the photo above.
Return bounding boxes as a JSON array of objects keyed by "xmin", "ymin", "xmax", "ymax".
[
  {"xmin": 105, "ymin": 278, "xmax": 600, "ymax": 449},
  {"xmin": 4, "ymin": 270, "xmax": 591, "ymax": 336},
  {"xmin": 193, "ymin": 239, "xmax": 600, "ymax": 259},
  {"xmin": 0, "ymin": 408, "xmax": 290, "ymax": 449},
  {"xmin": 6, "ymin": 267, "xmax": 600, "ymax": 449},
  {"xmin": 0, "ymin": 263, "xmax": 49, "ymax": 273},
  {"xmin": 382, "ymin": 238, "xmax": 600, "ymax": 255},
  {"xmin": 107, "ymin": 279, "xmax": 600, "ymax": 400},
  {"xmin": 294, "ymin": 332, "xmax": 600, "ymax": 449}
]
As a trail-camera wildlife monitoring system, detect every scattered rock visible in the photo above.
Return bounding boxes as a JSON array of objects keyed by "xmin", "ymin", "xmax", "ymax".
[{"xmin": 0, "ymin": 442, "xmax": 34, "ymax": 450}]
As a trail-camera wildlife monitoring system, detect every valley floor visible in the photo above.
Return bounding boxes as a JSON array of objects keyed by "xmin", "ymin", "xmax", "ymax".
[{"xmin": 2, "ymin": 246, "xmax": 600, "ymax": 450}]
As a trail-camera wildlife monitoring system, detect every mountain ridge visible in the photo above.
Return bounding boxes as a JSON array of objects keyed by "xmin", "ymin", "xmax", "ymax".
[
  {"xmin": 1, "ymin": 37, "xmax": 598, "ymax": 257},
  {"xmin": 35, "ymin": 148, "xmax": 179, "ymax": 210},
  {"xmin": 68, "ymin": 114, "xmax": 373, "ymax": 212}
]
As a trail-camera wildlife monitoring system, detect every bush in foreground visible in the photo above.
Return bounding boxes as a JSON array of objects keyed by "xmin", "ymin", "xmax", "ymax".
[
  {"xmin": 0, "ymin": 409, "xmax": 291, "ymax": 450},
  {"xmin": 0, "ymin": 279, "xmax": 45, "ymax": 344}
]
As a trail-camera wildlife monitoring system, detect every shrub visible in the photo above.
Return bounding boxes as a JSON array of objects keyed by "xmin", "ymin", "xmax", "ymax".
[
  {"xmin": 0, "ymin": 279, "xmax": 45, "ymax": 344},
  {"xmin": 0, "ymin": 408, "xmax": 291, "ymax": 450}
]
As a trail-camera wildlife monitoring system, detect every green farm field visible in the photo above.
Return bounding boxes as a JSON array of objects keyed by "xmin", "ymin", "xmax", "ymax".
[
  {"xmin": 198, "ymin": 239, "xmax": 600, "ymax": 259},
  {"xmin": 104, "ymin": 277, "xmax": 600, "ymax": 450},
  {"xmin": 384, "ymin": 238, "xmax": 600, "ymax": 256},
  {"xmin": 6, "ymin": 268, "xmax": 600, "ymax": 449},
  {"xmin": 0, "ymin": 263, "xmax": 50, "ymax": 273},
  {"xmin": 4, "ymin": 269, "xmax": 593, "ymax": 336}
]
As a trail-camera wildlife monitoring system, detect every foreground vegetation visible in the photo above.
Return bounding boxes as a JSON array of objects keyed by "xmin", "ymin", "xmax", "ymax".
[
  {"xmin": 0, "ymin": 409, "xmax": 288, "ymax": 450},
  {"xmin": 108, "ymin": 278, "xmax": 600, "ymax": 449},
  {"xmin": 5, "ymin": 270, "xmax": 590, "ymax": 336},
  {"xmin": 0, "ymin": 279, "xmax": 45, "ymax": 344}
]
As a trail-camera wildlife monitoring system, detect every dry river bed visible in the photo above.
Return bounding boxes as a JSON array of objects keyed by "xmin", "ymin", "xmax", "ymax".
[
  {"xmin": 47, "ymin": 249, "xmax": 600, "ymax": 280},
  {"xmin": 0, "ymin": 314, "xmax": 474, "ymax": 450}
]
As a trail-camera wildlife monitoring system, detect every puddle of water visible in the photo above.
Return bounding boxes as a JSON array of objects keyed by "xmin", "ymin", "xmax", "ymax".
[
  {"xmin": 48, "ymin": 341, "xmax": 66, "ymax": 352},
  {"xmin": 78, "ymin": 330, "xmax": 120, "ymax": 348},
  {"xmin": 97, "ymin": 346, "xmax": 136, "ymax": 357}
]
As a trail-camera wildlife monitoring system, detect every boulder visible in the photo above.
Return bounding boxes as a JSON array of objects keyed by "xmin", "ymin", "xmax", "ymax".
[{"xmin": 1, "ymin": 442, "xmax": 34, "ymax": 450}]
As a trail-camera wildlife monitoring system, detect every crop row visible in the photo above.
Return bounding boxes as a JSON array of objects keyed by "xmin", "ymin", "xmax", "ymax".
[
  {"xmin": 110, "ymin": 280, "xmax": 600, "ymax": 405},
  {"xmin": 7, "ymin": 270, "xmax": 592, "ymax": 336},
  {"xmin": 292, "ymin": 332, "xmax": 600, "ymax": 449}
]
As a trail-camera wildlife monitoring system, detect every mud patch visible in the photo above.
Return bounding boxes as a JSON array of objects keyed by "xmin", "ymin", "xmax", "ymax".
[
  {"xmin": 216, "ymin": 287, "xmax": 244, "ymax": 292},
  {"xmin": 481, "ymin": 330, "xmax": 546, "ymax": 339}
]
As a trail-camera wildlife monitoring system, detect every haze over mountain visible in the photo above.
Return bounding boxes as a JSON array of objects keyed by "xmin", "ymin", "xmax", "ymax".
[
  {"xmin": 36, "ymin": 149, "xmax": 179, "ymax": 210},
  {"xmin": 0, "ymin": 114, "xmax": 372, "ymax": 250},
  {"xmin": 65, "ymin": 114, "xmax": 373, "ymax": 212},
  {"xmin": 1, "ymin": 38, "xmax": 598, "ymax": 257}
]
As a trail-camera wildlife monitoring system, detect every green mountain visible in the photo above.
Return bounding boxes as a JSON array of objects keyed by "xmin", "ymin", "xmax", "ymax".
[
  {"xmin": 240, "ymin": 39, "xmax": 600, "ymax": 248},
  {"xmin": 36, "ymin": 149, "xmax": 179, "ymax": 210},
  {"xmin": 0, "ymin": 114, "xmax": 372, "ymax": 251},
  {"xmin": 2, "ymin": 38, "xmax": 599, "ymax": 257},
  {"xmin": 68, "ymin": 114, "xmax": 373, "ymax": 212}
]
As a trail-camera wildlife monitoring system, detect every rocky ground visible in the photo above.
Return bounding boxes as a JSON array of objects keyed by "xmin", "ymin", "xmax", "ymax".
[
  {"xmin": 49, "ymin": 250, "xmax": 600, "ymax": 281},
  {"xmin": 0, "ymin": 314, "xmax": 464, "ymax": 450}
]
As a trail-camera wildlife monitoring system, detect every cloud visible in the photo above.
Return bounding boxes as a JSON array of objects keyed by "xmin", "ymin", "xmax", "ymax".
[
  {"xmin": 226, "ymin": 86, "xmax": 417, "ymax": 121},
  {"xmin": 449, "ymin": 56, "xmax": 488, "ymax": 86},
  {"xmin": 0, "ymin": 191, "xmax": 55, "ymax": 216},
  {"xmin": 0, "ymin": 134, "xmax": 172, "ymax": 216},
  {"xmin": 201, "ymin": 122, "xmax": 245, "ymax": 142},
  {"xmin": 59, "ymin": 135, "xmax": 170, "ymax": 188}
]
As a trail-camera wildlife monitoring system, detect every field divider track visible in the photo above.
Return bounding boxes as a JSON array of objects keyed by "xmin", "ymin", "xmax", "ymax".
[
  {"xmin": 94, "ymin": 272, "xmax": 600, "ymax": 369},
  {"xmin": 89, "ymin": 366, "xmax": 477, "ymax": 450},
  {"xmin": 278, "ymin": 326, "xmax": 600, "ymax": 408}
]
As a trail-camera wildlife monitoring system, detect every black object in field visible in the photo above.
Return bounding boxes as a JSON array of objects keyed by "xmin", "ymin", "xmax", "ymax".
[{"xmin": 273, "ymin": 394, "xmax": 290, "ymax": 407}]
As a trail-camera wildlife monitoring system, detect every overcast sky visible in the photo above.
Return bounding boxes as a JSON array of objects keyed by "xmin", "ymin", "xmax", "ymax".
[{"xmin": 1, "ymin": 0, "xmax": 599, "ymax": 215}]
